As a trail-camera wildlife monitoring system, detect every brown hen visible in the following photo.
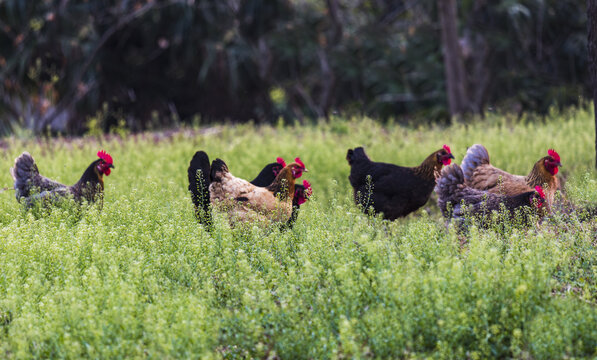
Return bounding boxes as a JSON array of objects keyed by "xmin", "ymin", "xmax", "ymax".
[
  {"xmin": 460, "ymin": 144, "xmax": 561, "ymax": 206},
  {"xmin": 436, "ymin": 164, "xmax": 546, "ymax": 226},
  {"xmin": 208, "ymin": 156, "xmax": 307, "ymax": 225}
]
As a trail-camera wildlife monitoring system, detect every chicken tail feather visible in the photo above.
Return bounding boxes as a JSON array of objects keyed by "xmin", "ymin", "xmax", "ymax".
[
  {"xmin": 435, "ymin": 164, "xmax": 465, "ymax": 198},
  {"xmin": 210, "ymin": 158, "xmax": 229, "ymax": 181},
  {"xmin": 435, "ymin": 164, "xmax": 467, "ymax": 219},
  {"xmin": 188, "ymin": 151, "xmax": 212, "ymax": 226},
  {"xmin": 461, "ymin": 144, "xmax": 490, "ymax": 182},
  {"xmin": 11, "ymin": 152, "xmax": 39, "ymax": 200}
]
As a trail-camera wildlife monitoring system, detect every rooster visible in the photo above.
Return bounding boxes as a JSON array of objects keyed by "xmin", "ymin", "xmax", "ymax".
[
  {"xmin": 283, "ymin": 179, "xmax": 312, "ymax": 229},
  {"xmin": 247, "ymin": 156, "xmax": 313, "ymax": 228},
  {"xmin": 460, "ymin": 144, "xmax": 561, "ymax": 206},
  {"xmin": 187, "ymin": 151, "xmax": 308, "ymax": 226},
  {"xmin": 436, "ymin": 164, "xmax": 546, "ymax": 225},
  {"xmin": 346, "ymin": 145, "xmax": 454, "ymax": 220},
  {"xmin": 11, "ymin": 150, "xmax": 114, "ymax": 206}
]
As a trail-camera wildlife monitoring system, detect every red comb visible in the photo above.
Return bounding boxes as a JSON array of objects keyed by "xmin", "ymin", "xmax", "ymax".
[
  {"xmin": 97, "ymin": 150, "xmax": 113, "ymax": 165},
  {"xmin": 276, "ymin": 157, "xmax": 286, "ymax": 167},
  {"xmin": 443, "ymin": 144, "xmax": 451, "ymax": 153},
  {"xmin": 303, "ymin": 180, "xmax": 311, "ymax": 189},
  {"xmin": 303, "ymin": 180, "xmax": 313, "ymax": 197},
  {"xmin": 295, "ymin": 157, "xmax": 305, "ymax": 169},
  {"xmin": 534, "ymin": 186, "xmax": 545, "ymax": 199},
  {"xmin": 547, "ymin": 149, "xmax": 560, "ymax": 162}
]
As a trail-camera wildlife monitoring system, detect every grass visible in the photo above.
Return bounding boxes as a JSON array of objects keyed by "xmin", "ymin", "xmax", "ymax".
[{"xmin": 0, "ymin": 108, "xmax": 596, "ymax": 358}]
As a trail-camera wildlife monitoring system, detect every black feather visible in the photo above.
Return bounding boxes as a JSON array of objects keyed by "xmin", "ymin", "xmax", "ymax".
[
  {"xmin": 187, "ymin": 151, "xmax": 212, "ymax": 226},
  {"xmin": 346, "ymin": 146, "xmax": 438, "ymax": 220},
  {"xmin": 210, "ymin": 158, "xmax": 229, "ymax": 182},
  {"xmin": 250, "ymin": 162, "xmax": 282, "ymax": 187}
]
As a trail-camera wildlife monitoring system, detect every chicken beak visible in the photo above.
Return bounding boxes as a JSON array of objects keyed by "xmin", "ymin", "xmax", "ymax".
[
  {"xmin": 109, "ymin": 164, "xmax": 115, "ymax": 168},
  {"xmin": 303, "ymin": 168, "xmax": 309, "ymax": 173},
  {"xmin": 449, "ymin": 154, "xmax": 455, "ymax": 159},
  {"xmin": 557, "ymin": 162, "xmax": 562, "ymax": 167}
]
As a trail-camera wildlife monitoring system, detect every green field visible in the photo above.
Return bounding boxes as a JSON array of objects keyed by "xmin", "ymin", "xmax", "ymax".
[{"xmin": 1, "ymin": 109, "xmax": 597, "ymax": 358}]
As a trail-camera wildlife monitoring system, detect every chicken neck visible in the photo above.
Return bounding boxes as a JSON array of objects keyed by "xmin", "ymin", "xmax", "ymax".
[
  {"xmin": 413, "ymin": 152, "xmax": 443, "ymax": 181},
  {"xmin": 71, "ymin": 161, "xmax": 104, "ymax": 201},
  {"xmin": 266, "ymin": 167, "xmax": 296, "ymax": 200},
  {"xmin": 525, "ymin": 158, "xmax": 554, "ymax": 188}
]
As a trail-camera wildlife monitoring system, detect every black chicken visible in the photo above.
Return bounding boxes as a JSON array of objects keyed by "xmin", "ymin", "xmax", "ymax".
[{"xmin": 346, "ymin": 145, "xmax": 454, "ymax": 220}]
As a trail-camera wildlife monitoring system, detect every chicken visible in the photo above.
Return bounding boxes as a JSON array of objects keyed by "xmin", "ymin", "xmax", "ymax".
[
  {"xmin": 188, "ymin": 154, "xmax": 308, "ymax": 227},
  {"xmin": 283, "ymin": 179, "xmax": 312, "ymax": 229},
  {"xmin": 247, "ymin": 156, "xmax": 312, "ymax": 228},
  {"xmin": 436, "ymin": 164, "xmax": 546, "ymax": 225},
  {"xmin": 250, "ymin": 157, "xmax": 287, "ymax": 187},
  {"xmin": 346, "ymin": 145, "xmax": 454, "ymax": 220},
  {"xmin": 187, "ymin": 151, "xmax": 307, "ymax": 226},
  {"xmin": 10, "ymin": 150, "xmax": 115, "ymax": 207},
  {"xmin": 460, "ymin": 144, "xmax": 561, "ymax": 205}
]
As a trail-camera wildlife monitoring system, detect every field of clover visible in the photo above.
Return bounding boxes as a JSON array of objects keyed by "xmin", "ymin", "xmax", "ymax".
[{"xmin": 0, "ymin": 108, "xmax": 596, "ymax": 358}]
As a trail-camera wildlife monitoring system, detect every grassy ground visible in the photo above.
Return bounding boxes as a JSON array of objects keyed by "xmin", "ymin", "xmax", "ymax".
[{"xmin": 0, "ymin": 108, "xmax": 596, "ymax": 358}]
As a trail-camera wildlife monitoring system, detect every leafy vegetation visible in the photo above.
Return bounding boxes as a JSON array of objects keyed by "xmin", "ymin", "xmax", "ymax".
[
  {"xmin": 0, "ymin": 0, "xmax": 589, "ymax": 134},
  {"xmin": 0, "ymin": 109, "xmax": 596, "ymax": 358}
]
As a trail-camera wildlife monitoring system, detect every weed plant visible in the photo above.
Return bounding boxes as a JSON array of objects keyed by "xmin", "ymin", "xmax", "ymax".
[{"xmin": 0, "ymin": 108, "xmax": 596, "ymax": 358}]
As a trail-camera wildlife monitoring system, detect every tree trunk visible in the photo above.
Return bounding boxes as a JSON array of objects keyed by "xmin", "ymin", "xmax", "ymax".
[
  {"xmin": 438, "ymin": 0, "xmax": 469, "ymax": 118},
  {"xmin": 588, "ymin": 0, "xmax": 597, "ymax": 168}
]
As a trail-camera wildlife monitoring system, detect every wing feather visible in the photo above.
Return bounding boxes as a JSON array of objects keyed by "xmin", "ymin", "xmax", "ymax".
[
  {"xmin": 468, "ymin": 165, "xmax": 529, "ymax": 195},
  {"xmin": 210, "ymin": 171, "xmax": 292, "ymax": 223},
  {"xmin": 462, "ymin": 145, "xmax": 532, "ymax": 195}
]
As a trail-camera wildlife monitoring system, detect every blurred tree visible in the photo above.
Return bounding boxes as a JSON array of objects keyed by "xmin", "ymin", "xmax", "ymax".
[
  {"xmin": 0, "ymin": 0, "xmax": 590, "ymax": 135},
  {"xmin": 0, "ymin": 0, "xmax": 186, "ymax": 134},
  {"xmin": 438, "ymin": 0, "xmax": 471, "ymax": 118},
  {"xmin": 462, "ymin": 0, "xmax": 587, "ymax": 115}
]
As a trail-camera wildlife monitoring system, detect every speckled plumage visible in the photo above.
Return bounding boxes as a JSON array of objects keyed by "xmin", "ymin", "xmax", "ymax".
[
  {"xmin": 436, "ymin": 164, "xmax": 545, "ymax": 223},
  {"xmin": 188, "ymin": 153, "xmax": 311, "ymax": 228},
  {"xmin": 461, "ymin": 144, "xmax": 560, "ymax": 206},
  {"xmin": 208, "ymin": 158, "xmax": 303, "ymax": 225}
]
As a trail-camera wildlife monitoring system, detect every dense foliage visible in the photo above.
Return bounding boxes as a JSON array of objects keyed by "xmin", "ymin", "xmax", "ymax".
[
  {"xmin": 0, "ymin": 0, "xmax": 589, "ymax": 135},
  {"xmin": 0, "ymin": 110, "xmax": 596, "ymax": 357}
]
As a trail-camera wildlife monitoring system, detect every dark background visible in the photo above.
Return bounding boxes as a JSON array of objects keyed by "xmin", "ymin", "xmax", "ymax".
[{"xmin": 0, "ymin": 0, "xmax": 588, "ymax": 135}]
